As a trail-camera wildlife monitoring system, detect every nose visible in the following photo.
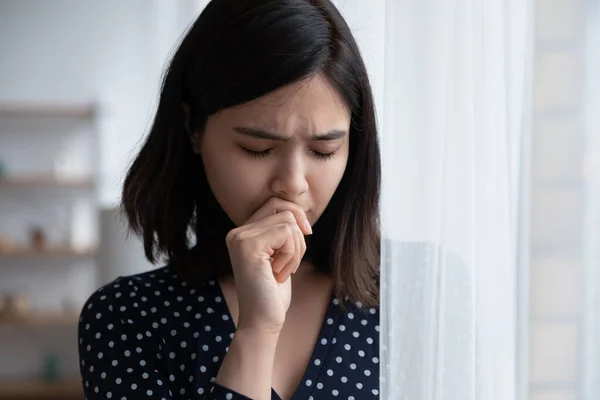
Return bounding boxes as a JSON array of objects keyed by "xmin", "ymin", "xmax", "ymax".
[{"xmin": 270, "ymin": 153, "xmax": 309, "ymax": 202}]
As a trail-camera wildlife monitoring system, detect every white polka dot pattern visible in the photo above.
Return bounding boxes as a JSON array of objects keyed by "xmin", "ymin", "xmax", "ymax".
[{"xmin": 78, "ymin": 266, "xmax": 379, "ymax": 399}]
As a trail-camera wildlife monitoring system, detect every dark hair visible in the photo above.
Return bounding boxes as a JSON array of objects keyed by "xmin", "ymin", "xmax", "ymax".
[{"xmin": 122, "ymin": 0, "xmax": 381, "ymax": 307}]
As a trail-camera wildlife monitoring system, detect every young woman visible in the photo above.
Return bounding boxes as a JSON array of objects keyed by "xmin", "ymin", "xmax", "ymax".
[{"xmin": 78, "ymin": 0, "xmax": 381, "ymax": 399}]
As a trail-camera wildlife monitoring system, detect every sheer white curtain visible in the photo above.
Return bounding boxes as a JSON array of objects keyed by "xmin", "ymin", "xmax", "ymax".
[{"xmin": 370, "ymin": 1, "xmax": 533, "ymax": 399}]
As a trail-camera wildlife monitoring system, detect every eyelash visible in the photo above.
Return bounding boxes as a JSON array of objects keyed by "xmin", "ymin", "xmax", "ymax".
[{"xmin": 242, "ymin": 148, "xmax": 336, "ymax": 161}]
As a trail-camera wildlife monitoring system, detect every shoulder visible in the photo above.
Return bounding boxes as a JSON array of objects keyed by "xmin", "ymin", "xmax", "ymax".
[
  {"xmin": 78, "ymin": 266, "xmax": 219, "ymax": 332},
  {"xmin": 80, "ymin": 266, "xmax": 174, "ymax": 314},
  {"xmin": 341, "ymin": 298, "xmax": 379, "ymax": 328}
]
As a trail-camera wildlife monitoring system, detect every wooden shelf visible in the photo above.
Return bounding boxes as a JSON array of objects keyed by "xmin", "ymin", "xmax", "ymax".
[
  {"xmin": 0, "ymin": 247, "xmax": 97, "ymax": 259},
  {"xmin": 0, "ymin": 311, "xmax": 79, "ymax": 328},
  {"xmin": 0, "ymin": 175, "xmax": 95, "ymax": 189},
  {"xmin": 0, "ymin": 102, "xmax": 94, "ymax": 119},
  {"xmin": 0, "ymin": 378, "xmax": 82, "ymax": 399}
]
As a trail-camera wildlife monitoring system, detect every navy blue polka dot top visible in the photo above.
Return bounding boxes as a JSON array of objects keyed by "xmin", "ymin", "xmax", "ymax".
[{"xmin": 78, "ymin": 266, "xmax": 380, "ymax": 399}]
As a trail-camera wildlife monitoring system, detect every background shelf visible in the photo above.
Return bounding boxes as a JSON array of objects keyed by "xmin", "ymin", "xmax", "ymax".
[
  {"xmin": 0, "ymin": 176, "xmax": 95, "ymax": 189},
  {"xmin": 0, "ymin": 378, "xmax": 82, "ymax": 399},
  {"xmin": 0, "ymin": 311, "xmax": 79, "ymax": 328},
  {"xmin": 0, "ymin": 102, "xmax": 95, "ymax": 119},
  {"xmin": 0, "ymin": 246, "xmax": 96, "ymax": 260}
]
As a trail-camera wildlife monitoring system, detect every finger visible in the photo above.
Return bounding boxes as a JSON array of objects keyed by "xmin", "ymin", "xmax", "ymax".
[
  {"xmin": 233, "ymin": 219, "xmax": 299, "ymax": 277},
  {"xmin": 246, "ymin": 197, "xmax": 312, "ymax": 236},
  {"xmin": 257, "ymin": 223, "xmax": 296, "ymax": 268},
  {"xmin": 244, "ymin": 210, "xmax": 306, "ymax": 240},
  {"xmin": 276, "ymin": 224, "xmax": 304, "ymax": 283},
  {"xmin": 227, "ymin": 216, "xmax": 300, "ymax": 276},
  {"xmin": 275, "ymin": 235, "xmax": 298, "ymax": 282},
  {"xmin": 270, "ymin": 228, "xmax": 296, "ymax": 274}
]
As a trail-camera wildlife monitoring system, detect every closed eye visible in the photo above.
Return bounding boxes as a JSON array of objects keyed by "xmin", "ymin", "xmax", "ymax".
[
  {"xmin": 311, "ymin": 150, "xmax": 336, "ymax": 161},
  {"xmin": 241, "ymin": 147, "xmax": 336, "ymax": 161},
  {"xmin": 242, "ymin": 148, "xmax": 272, "ymax": 159}
]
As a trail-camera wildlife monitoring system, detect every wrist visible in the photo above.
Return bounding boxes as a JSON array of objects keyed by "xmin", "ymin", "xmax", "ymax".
[
  {"xmin": 236, "ymin": 318, "xmax": 284, "ymax": 337},
  {"xmin": 233, "ymin": 326, "xmax": 281, "ymax": 347}
]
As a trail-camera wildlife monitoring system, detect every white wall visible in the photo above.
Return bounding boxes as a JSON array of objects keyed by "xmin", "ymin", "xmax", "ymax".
[
  {"xmin": 529, "ymin": 0, "xmax": 587, "ymax": 399},
  {"xmin": 0, "ymin": 0, "xmax": 205, "ymax": 206}
]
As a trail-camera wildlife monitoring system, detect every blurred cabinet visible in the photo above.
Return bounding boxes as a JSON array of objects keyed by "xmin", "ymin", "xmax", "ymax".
[
  {"xmin": 0, "ymin": 102, "xmax": 98, "ymax": 399},
  {"xmin": 0, "ymin": 379, "xmax": 82, "ymax": 400}
]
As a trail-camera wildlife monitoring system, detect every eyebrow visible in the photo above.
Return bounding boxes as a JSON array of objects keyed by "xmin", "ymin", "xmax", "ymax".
[{"xmin": 233, "ymin": 126, "xmax": 347, "ymax": 141}]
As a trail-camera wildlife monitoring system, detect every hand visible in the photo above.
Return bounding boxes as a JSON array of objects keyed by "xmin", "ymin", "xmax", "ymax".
[{"xmin": 225, "ymin": 197, "xmax": 312, "ymax": 334}]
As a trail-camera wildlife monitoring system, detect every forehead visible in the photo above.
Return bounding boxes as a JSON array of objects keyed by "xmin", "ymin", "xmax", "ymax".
[{"xmin": 218, "ymin": 74, "xmax": 351, "ymax": 134}]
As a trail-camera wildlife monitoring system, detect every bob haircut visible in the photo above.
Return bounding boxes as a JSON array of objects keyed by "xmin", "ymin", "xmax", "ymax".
[{"xmin": 122, "ymin": 0, "xmax": 381, "ymax": 307}]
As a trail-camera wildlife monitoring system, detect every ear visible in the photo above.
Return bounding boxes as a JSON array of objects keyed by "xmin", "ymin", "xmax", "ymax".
[{"xmin": 182, "ymin": 102, "xmax": 200, "ymax": 154}]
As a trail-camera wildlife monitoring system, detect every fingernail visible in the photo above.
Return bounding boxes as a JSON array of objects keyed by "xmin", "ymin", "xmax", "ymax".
[{"xmin": 304, "ymin": 220, "xmax": 313, "ymax": 235}]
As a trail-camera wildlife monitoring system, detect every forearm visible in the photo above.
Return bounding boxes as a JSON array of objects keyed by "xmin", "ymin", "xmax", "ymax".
[{"xmin": 215, "ymin": 329, "xmax": 280, "ymax": 400}]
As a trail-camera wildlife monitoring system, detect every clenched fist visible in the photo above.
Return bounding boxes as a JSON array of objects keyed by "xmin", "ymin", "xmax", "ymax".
[{"xmin": 225, "ymin": 197, "xmax": 312, "ymax": 333}]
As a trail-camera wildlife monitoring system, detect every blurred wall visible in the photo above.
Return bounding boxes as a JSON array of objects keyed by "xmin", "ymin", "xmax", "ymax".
[
  {"xmin": 529, "ymin": 0, "xmax": 587, "ymax": 399},
  {"xmin": 0, "ymin": 0, "xmax": 204, "ymax": 379},
  {"xmin": 0, "ymin": 0, "xmax": 205, "ymax": 206}
]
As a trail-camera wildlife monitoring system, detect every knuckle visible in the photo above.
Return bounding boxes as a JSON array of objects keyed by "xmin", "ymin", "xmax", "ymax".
[
  {"xmin": 226, "ymin": 228, "xmax": 248, "ymax": 246},
  {"xmin": 237, "ymin": 239, "xmax": 254, "ymax": 255},
  {"xmin": 266, "ymin": 196, "xmax": 278, "ymax": 205},
  {"xmin": 294, "ymin": 222, "xmax": 303, "ymax": 233},
  {"xmin": 281, "ymin": 210, "xmax": 295, "ymax": 221},
  {"xmin": 285, "ymin": 220, "xmax": 298, "ymax": 231},
  {"xmin": 280, "ymin": 224, "xmax": 293, "ymax": 236},
  {"xmin": 225, "ymin": 229, "xmax": 238, "ymax": 244}
]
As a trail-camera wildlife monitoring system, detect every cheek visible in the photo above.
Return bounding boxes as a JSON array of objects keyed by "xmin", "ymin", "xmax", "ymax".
[{"xmin": 202, "ymin": 152, "xmax": 268, "ymax": 225}]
